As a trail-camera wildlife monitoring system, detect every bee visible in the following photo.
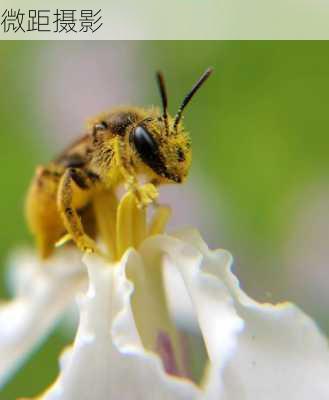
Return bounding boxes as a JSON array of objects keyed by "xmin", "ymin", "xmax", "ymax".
[{"xmin": 25, "ymin": 68, "xmax": 213, "ymax": 259}]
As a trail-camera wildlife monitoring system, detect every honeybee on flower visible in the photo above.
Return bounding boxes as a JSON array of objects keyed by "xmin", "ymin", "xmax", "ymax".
[{"xmin": 0, "ymin": 69, "xmax": 328, "ymax": 400}]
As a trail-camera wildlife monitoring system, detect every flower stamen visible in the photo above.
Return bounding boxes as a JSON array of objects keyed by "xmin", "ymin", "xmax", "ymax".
[
  {"xmin": 148, "ymin": 205, "xmax": 171, "ymax": 236},
  {"xmin": 111, "ymin": 186, "xmax": 171, "ymax": 260}
]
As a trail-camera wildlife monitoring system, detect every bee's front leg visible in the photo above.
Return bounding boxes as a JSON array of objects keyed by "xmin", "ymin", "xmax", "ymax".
[
  {"xmin": 114, "ymin": 138, "xmax": 158, "ymax": 208},
  {"xmin": 57, "ymin": 168, "xmax": 97, "ymax": 254},
  {"xmin": 126, "ymin": 178, "xmax": 159, "ymax": 209}
]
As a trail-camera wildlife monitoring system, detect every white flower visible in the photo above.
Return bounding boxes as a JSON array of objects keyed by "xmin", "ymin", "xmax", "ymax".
[
  {"xmin": 0, "ymin": 190, "xmax": 329, "ymax": 399},
  {"xmin": 0, "ymin": 248, "xmax": 86, "ymax": 387}
]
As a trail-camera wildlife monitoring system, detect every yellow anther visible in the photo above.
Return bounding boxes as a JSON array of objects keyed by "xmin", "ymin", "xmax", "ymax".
[
  {"xmin": 116, "ymin": 189, "xmax": 146, "ymax": 259},
  {"xmin": 93, "ymin": 191, "xmax": 118, "ymax": 260}
]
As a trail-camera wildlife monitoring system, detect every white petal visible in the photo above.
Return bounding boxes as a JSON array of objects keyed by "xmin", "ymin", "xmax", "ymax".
[
  {"xmin": 175, "ymin": 229, "xmax": 329, "ymax": 400},
  {"xmin": 163, "ymin": 259, "xmax": 199, "ymax": 333},
  {"xmin": 38, "ymin": 229, "xmax": 329, "ymax": 399},
  {"xmin": 0, "ymin": 248, "xmax": 86, "ymax": 386},
  {"xmin": 140, "ymin": 233, "xmax": 244, "ymax": 397},
  {"xmin": 140, "ymin": 235, "xmax": 243, "ymax": 370},
  {"xmin": 42, "ymin": 251, "xmax": 200, "ymax": 400}
]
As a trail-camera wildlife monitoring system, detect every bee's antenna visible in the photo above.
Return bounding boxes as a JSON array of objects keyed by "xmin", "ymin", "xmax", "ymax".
[
  {"xmin": 174, "ymin": 67, "xmax": 213, "ymax": 129},
  {"xmin": 156, "ymin": 71, "xmax": 169, "ymax": 134}
]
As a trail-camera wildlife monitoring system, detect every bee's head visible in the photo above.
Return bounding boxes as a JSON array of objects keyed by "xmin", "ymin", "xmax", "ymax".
[
  {"xmin": 130, "ymin": 68, "xmax": 213, "ymax": 184},
  {"xmin": 130, "ymin": 114, "xmax": 190, "ymax": 183}
]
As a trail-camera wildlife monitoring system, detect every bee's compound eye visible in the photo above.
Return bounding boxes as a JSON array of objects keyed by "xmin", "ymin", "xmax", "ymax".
[
  {"xmin": 95, "ymin": 121, "xmax": 108, "ymax": 131},
  {"xmin": 132, "ymin": 126, "xmax": 159, "ymax": 160}
]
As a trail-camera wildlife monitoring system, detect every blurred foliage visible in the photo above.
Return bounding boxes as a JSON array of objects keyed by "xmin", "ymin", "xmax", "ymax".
[
  {"xmin": 0, "ymin": 42, "xmax": 68, "ymax": 400},
  {"xmin": 145, "ymin": 42, "xmax": 327, "ymax": 241},
  {"xmin": 1, "ymin": 41, "xmax": 329, "ymax": 398},
  {"xmin": 143, "ymin": 41, "xmax": 329, "ymax": 297}
]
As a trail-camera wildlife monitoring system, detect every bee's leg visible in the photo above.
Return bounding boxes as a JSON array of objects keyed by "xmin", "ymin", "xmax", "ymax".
[
  {"xmin": 57, "ymin": 168, "xmax": 98, "ymax": 254},
  {"xmin": 131, "ymin": 182, "xmax": 159, "ymax": 209},
  {"xmin": 114, "ymin": 138, "xmax": 158, "ymax": 207}
]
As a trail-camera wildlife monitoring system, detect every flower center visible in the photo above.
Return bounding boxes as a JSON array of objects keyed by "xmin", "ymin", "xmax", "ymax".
[
  {"xmin": 93, "ymin": 185, "xmax": 192, "ymax": 378},
  {"xmin": 92, "ymin": 183, "xmax": 171, "ymax": 261}
]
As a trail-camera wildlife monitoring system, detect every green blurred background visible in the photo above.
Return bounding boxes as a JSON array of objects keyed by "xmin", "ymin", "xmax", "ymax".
[{"xmin": 1, "ymin": 41, "xmax": 329, "ymax": 398}]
